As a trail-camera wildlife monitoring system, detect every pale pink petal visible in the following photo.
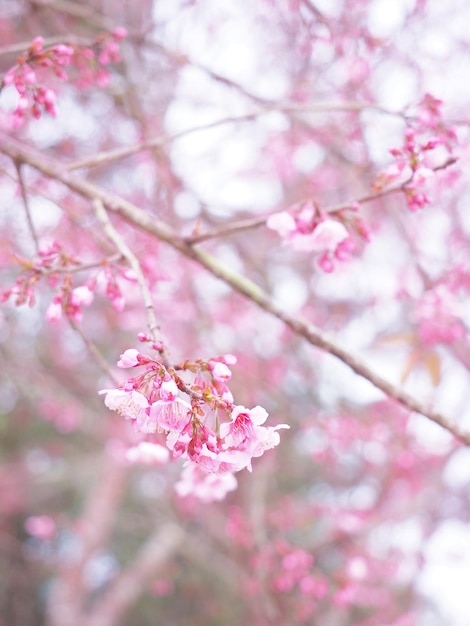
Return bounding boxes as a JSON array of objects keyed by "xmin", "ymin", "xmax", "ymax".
[
  {"xmin": 267, "ymin": 211, "xmax": 297, "ymax": 237},
  {"xmin": 159, "ymin": 379, "xmax": 179, "ymax": 401},
  {"xmin": 291, "ymin": 220, "xmax": 349, "ymax": 252},
  {"xmin": 117, "ymin": 348, "xmax": 140, "ymax": 368},
  {"xmin": 126, "ymin": 442, "xmax": 169, "ymax": 465},
  {"xmin": 71, "ymin": 285, "xmax": 94, "ymax": 307}
]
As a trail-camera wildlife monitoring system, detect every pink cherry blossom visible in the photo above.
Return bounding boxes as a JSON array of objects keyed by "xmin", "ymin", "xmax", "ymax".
[
  {"xmin": 220, "ymin": 405, "xmax": 289, "ymax": 470},
  {"xmin": 46, "ymin": 298, "xmax": 62, "ymax": 322},
  {"xmin": 290, "ymin": 219, "xmax": 349, "ymax": 252},
  {"xmin": 71, "ymin": 285, "xmax": 94, "ymax": 307},
  {"xmin": 24, "ymin": 515, "xmax": 57, "ymax": 540},
  {"xmin": 267, "ymin": 211, "xmax": 297, "ymax": 237},
  {"xmin": 148, "ymin": 396, "xmax": 191, "ymax": 433},
  {"xmin": 100, "ymin": 389, "xmax": 149, "ymax": 425},
  {"xmin": 209, "ymin": 361, "xmax": 232, "ymax": 382},
  {"xmin": 174, "ymin": 463, "xmax": 238, "ymax": 502},
  {"xmin": 220, "ymin": 405, "xmax": 269, "ymax": 448},
  {"xmin": 117, "ymin": 348, "xmax": 140, "ymax": 368},
  {"xmin": 159, "ymin": 378, "xmax": 179, "ymax": 401},
  {"xmin": 126, "ymin": 441, "xmax": 170, "ymax": 465}
]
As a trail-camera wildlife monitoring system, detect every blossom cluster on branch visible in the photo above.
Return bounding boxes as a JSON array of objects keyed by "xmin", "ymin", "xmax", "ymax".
[
  {"xmin": 101, "ymin": 348, "xmax": 289, "ymax": 502},
  {"xmin": 1, "ymin": 29, "xmax": 126, "ymax": 126}
]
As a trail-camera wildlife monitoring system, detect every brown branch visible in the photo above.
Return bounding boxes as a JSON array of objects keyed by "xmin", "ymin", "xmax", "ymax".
[
  {"xmin": 2, "ymin": 135, "xmax": 468, "ymax": 444},
  {"xmin": 46, "ymin": 455, "xmax": 129, "ymax": 626},
  {"xmin": 85, "ymin": 523, "xmax": 184, "ymax": 626}
]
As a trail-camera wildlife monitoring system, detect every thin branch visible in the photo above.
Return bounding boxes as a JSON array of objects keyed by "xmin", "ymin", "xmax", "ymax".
[
  {"xmin": 46, "ymin": 455, "xmax": 129, "ymax": 626},
  {"xmin": 14, "ymin": 161, "xmax": 40, "ymax": 253},
  {"xmin": 0, "ymin": 35, "xmax": 91, "ymax": 57},
  {"xmin": 68, "ymin": 318, "xmax": 120, "ymax": 386},
  {"xmin": 92, "ymin": 199, "xmax": 200, "ymax": 400},
  {"xmin": 28, "ymin": 0, "xmax": 122, "ymax": 34},
  {"xmin": 184, "ymin": 156, "xmax": 458, "ymax": 244},
  {"xmin": 85, "ymin": 523, "xmax": 184, "ymax": 626},
  {"xmin": 2, "ymin": 136, "xmax": 468, "ymax": 444},
  {"xmin": 65, "ymin": 101, "xmax": 396, "ymax": 171},
  {"xmin": 92, "ymin": 198, "xmax": 169, "ymax": 362},
  {"xmin": 39, "ymin": 253, "xmax": 123, "ymax": 275}
]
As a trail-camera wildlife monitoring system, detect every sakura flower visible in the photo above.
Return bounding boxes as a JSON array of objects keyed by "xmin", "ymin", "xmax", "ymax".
[
  {"xmin": 220, "ymin": 405, "xmax": 269, "ymax": 449},
  {"xmin": 100, "ymin": 389, "xmax": 149, "ymax": 426},
  {"xmin": 46, "ymin": 298, "xmax": 62, "ymax": 322},
  {"xmin": 126, "ymin": 441, "xmax": 170, "ymax": 465},
  {"xmin": 148, "ymin": 396, "xmax": 191, "ymax": 433},
  {"xmin": 174, "ymin": 463, "xmax": 238, "ymax": 502},
  {"xmin": 209, "ymin": 361, "xmax": 232, "ymax": 382},
  {"xmin": 252, "ymin": 423, "xmax": 290, "ymax": 458},
  {"xmin": 290, "ymin": 219, "xmax": 349, "ymax": 252},
  {"xmin": 197, "ymin": 445, "xmax": 252, "ymax": 474},
  {"xmin": 415, "ymin": 285, "xmax": 465, "ymax": 344},
  {"xmin": 220, "ymin": 405, "xmax": 289, "ymax": 469},
  {"xmin": 159, "ymin": 378, "xmax": 179, "ymax": 401},
  {"xmin": 267, "ymin": 211, "xmax": 297, "ymax": 237},
  {"xmin": 117, "ymin": 348, "xmax": 140, "ymax": 368},
  {"xmin": 71, "ymin": 285, "xmax": 94, "ymax": 307}
]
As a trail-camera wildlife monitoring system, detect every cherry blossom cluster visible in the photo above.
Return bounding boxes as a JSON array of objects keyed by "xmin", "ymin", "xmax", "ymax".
[
  {"xmin": 373, "ymin": 94, "xmax": 457, "ymax": 211},
  {"xmin": 414, "ymin": 284, "xmax": 466, "ymax": 345},
  {"xmin": 72, "ymin": 28, "xmax": 127, "ymax": 88},
  {"xmin": 267, "ymin": 200, "xmax": 371, "ymax": 272},
  {"xmin": 241, "ymin": 538, "xmax": 330, "ymax": 621},
  {"xmin": 2, "ymin": 29, "xmax": 127, "ymax": 126},
  {"xmin": 1, "ymin": 241, "xmax": 134, "ymax": 321},
  {"xmin": 101, "ymin": 348, "xmax": 289, "ymax": 502},
  {"xmin": 2, "ymin": 36, "xmax": 72, "ymax": 126}
]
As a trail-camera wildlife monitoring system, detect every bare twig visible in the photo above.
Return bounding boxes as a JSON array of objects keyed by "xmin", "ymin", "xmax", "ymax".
[
  {"xmin": 28, "ymin": 0, "xmax": 121, "ymax": 33},
  {"xmin": 68, "ymin": 318, "xmax": 120, "ymax": 386},
  {"xmin": 86, "ymin": 523, "xmax": 184, "ymax": 626},
  {"xmin": 65, "ymin": 101, "xmax": 395, "ymax": 172},
  {"xmin": 1, "ymin": 136, "xmax": 468, "ymax": 444},
  {"xmin": 0, "ymin": 35, "xmax": 91, "ymax": 57},
  {"xmin": 14, "ymin": 161, "xmax": 40, "ymax": 253},
  {"xmin": 184, "ymin": 156, "xmax": 458, "ymax": 244},
  {"xmin": 92, "ymin": 198, "xmax": 170, "ymax": 365},
  {"xmin": 46, "ymin": 455, "xmax": 129, "ymax": 626},
  {"xmin": 39, "ymin": 253, "xmax": 123, "ymax": 275}
]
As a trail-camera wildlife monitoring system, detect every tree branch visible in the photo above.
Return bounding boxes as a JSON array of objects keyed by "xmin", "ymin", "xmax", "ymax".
[
  {"xmin": 2, "ymin": 135, "xmax": 468, "ymax": 444},
  {"xmin": 65, "ymin": 101, "xmax": 395, "ymax": 171},
  {"xmin": 85, "ymin": 522, "xmax": 184, "ymax": 626}
]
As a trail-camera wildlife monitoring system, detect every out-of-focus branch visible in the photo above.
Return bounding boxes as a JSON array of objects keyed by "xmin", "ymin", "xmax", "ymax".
[
  {"xmin": 2, "ymin": 135, "xmax": 469, "ymax": 444},
  {"xmin": 0, "ymin": 35, "xmax": 92, "ymax": 57},
  {"xmin": 65, "ymin": 101, "xmax": 395, "ymax": 171},
  {"xmin": 68, "ymin": 318, "xmax": 120, "ymax": 386},
  {"xmin": 46, "ymin": 455, "xmax": 129, "ymax": 626},
  {"xmin": 28, "ymin": 0, "xmax": 120, "ymax": 33},
  {"xmin": 14, "ymin": 161, "xmax": 39, "ymax": 253},
  {"xmin": 86, "ymin": 522, "xmax": 184, "ymax": 626}
]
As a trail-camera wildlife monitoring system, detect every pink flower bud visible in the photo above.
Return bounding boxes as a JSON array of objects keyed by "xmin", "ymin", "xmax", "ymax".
[
  {"xmin": 117, "ymin": 348, "xmax": 140, "ymax": 368},
  {"xmin": 46, "ymin": 299, "xmax": 62, "ymax": 322}
]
